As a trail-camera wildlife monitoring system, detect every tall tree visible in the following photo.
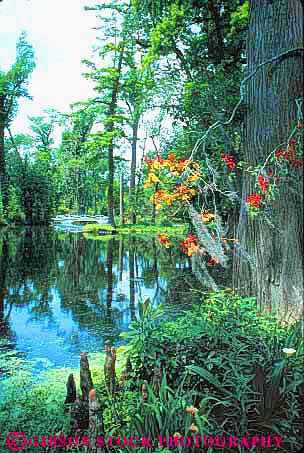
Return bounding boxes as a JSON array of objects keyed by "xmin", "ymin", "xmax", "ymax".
[
  {"xmin": 122, "ymin": 57, "xmax": 156, "ymax": 224},
  {"xmin": 83, "ymin": 2, "xmax": 131, "ymax": 226},
  {"xmin": 0, "ymin": 32, "xmax": 35, "ymax": 205},
  {"xmin": 233, "ymin": 0, "xmax": 303, "ymax": 310}
]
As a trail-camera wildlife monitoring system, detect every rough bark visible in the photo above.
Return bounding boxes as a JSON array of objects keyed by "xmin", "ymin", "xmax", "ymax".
[
  {"xmin": 119, "ymin": 356, "xmax": 132, "ymax": 389},
  {"xmin": 233, "ymin": 0, "xmax": 303, "ymax": 316},
  {"xmin": 64, "ymin": 373, "xmax": 77, "ymax": 405},
  {"xmin": 104, "ymin": 341, "xmax": 117, "ymax": 394},
  {"xmin": 80, "ymin": 352, "xmax": 93, "ymax": 400},
  {"xmin": 89, "ymin": 389, "xmax": 106, "ymax": 453}
]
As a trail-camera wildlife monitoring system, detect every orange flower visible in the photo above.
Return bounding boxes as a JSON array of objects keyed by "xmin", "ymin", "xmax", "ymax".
[
  {"xmin": 207, "ymin": 257, "xmax": 220, "ymax": 266},
  {"xmin": 173, "ymin": 432, "xmax": 181, "ymax": 439},
  {"xmin": 198, "ymin": 210, "xmax": 215, "ymax": 223},
  {"xmin": 186, "ymin": 406, "xmax": 199, "ymax": 415},
  {"xmin": 187, "ymin": 171, "xmax": 200, "ymax": 183},
  {"xmin": 189, "ymin": 424, "xmax": 199, "ymax": 433},
  {"xmin": 144, "ymin": 157, "xmax": 154, "ymax": 168},
  {"xmin": 157, "ymin": 234, "xmax": 171, "ymax": 248},
  {"xmin": 180, "ymin": 234, "xmax": 199, "ymax": 256},
  {"xmin": 176, "ymin": 159, "xmax": 189, "ymax": 172},
  {"xmin": 174, "ymin": 184, "xmax": 196, "ymax": 201},
  {"xmin": 186, "ymin": 243, "xmax": 199, "ymax": 256}
]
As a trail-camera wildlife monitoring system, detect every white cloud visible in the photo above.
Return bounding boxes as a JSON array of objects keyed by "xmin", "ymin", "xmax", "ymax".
[{"xmin": 0, "ymin": 0, "xmax": 97, "ymax": 137}]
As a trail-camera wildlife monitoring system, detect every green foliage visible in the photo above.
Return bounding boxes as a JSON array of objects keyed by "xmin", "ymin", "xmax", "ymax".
[
  {"xmin": 0, "ymin": 31, "xmax": 35, "ymax": 126},
  {"xmin": 6, "ymin": 184, "xmax": 24, "ymax": 223},
  {"xmin": 0, "ymin": 186, "xmax": 4, "ymax": 224},
  {"xmin": 23, "ymin": 166, "xmax": 55, "ymax": 224},
  {"xmin": 0, "ymin": 371, "xmax": 70, "ymax": 448},
  {"xmin": 122, "ymin": 293, "xmax": 303, "ymax": 452}
]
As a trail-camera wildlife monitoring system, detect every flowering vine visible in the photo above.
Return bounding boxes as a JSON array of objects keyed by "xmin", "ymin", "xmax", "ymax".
[{"xmin": 245, "ymin": 122, "xmax": 303, "ymax": 218}]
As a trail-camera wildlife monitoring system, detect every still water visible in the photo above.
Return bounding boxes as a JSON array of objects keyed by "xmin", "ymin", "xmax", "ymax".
[{"xmin": 0, "ymin": 228, "xmax": 198, "ymax": 379}]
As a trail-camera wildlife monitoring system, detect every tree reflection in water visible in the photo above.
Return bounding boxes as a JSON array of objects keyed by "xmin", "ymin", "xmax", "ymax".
[{"xmin": 0, "ymin": 228, "xmax": 196, "ymax": 376}]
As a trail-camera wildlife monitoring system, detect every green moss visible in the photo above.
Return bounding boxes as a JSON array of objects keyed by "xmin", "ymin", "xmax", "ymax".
[{"xmin": 0, "ymin": 348, "xmax": 129, "ymax": 452}]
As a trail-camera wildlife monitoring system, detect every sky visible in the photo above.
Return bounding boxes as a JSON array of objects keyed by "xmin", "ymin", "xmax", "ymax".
[
  {"xmin": 0, "ymin": 0, "xmax": 97, "ymax": 138},
  {"xmin": 0, "ymin": 0, "xmax": 172, "ymax": 158}
]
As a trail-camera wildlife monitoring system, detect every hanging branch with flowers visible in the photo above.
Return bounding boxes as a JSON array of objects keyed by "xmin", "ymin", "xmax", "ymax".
[
  {"xmin": 245, "ymin": 113, "xmax": 303, "ymax": 218},
  {"xmin": 143, "ymin": 152, "xmax": 238, "ymax": 268},
  {"xmin": 142, "ymin": 76, "xmax": 302, "ymax": 272}
]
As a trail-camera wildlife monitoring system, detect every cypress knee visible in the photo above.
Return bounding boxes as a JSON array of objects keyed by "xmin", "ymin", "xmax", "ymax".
[{"xmin": 80, "ymin": 352, "xmax": 93, "ymax": 401}]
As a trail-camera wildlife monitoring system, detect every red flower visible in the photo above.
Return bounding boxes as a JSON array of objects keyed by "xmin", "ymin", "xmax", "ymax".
[
  {"xmin": 157, "ymin": 155, "xmax": 164, "ymax": 163},
  {"xmin": 221, "ymin": 153, "xmax": 236, "ymax": 171},
  {"xmin": 291, "ymin": 159, "xmax": 303, "ymax": 169},
  {"xmin": 275, "ymin": 176, "xmax": 281, "ymax": 183},
  {"xmin": 246, "ymin": 192, "xmax": 263, "ymax": 209},
  {"xmin": 180, "ymin": 234, "xmax": 199, "ymax": 256},
  {"xmin": 258, "ymin": 175, "xmax": 268, "ymax": 193},
  {"xmin": 275, "ymin": 148, "xmax": 285, "ymax": 158},
  {"xmin": 144, "ymin": 157, "xmax": 154, "ymax": 167},
  {"xmin": 187, "ymin": 234, "xmax": 198, "ymax": 242},
  {"xmin": 288, "ymin": 138, "xmax": 297, "ymax": 146},
  {"xmin": 284, "ymin": 148, "xmax": 296, "ymax": 162},
  {"xmin": 268, "ymin": 169, "xmax": 273, "ymax": 177}
]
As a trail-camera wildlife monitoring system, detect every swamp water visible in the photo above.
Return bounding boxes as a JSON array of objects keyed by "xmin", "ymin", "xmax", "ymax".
[{"xmin": 0, "ymin": 227, "xmax": 200, "ymax": 383}]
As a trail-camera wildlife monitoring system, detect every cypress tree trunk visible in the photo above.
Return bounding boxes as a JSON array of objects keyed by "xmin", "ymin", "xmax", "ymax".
[{"xmin": 233, "ymin": 0, "xmax": 303, "ymax": 315}]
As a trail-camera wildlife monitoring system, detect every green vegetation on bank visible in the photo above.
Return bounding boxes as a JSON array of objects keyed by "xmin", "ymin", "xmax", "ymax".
[
  {"xmin": 1, "ymin": 291, "xmax": 302, "ymax": 452},
  {"xmin": 83, "ymin": 222, "xmax": 187, "ymax": 237}
]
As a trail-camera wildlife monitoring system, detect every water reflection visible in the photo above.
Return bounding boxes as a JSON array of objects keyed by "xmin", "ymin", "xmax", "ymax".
[{"xmin": 0, "ymin": 228, "xmax": 197, "ymax": 377}]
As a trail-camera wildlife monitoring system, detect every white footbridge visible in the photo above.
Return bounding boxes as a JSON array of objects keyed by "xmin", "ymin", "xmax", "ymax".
[{"xmin": 52, "ymin": 215, "xmax": 110, "ymax": 232}]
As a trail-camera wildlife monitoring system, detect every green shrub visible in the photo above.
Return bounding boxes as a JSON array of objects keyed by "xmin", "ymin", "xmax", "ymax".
[
  {"xmin": 6, "ymin": 185, "xmax": 25, "ymax": 223},
  {"xmin": 122, "ymin": 292, "xmax": 304, "ymax": 452}
]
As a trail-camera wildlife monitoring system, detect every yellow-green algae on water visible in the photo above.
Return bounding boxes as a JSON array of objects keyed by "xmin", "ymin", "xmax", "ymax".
[{"xmin": 83, "ymin": 222, "xmax": 187, "ymax": 239}]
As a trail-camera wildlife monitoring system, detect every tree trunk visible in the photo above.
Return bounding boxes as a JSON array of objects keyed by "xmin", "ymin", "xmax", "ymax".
[
  {"xmin": 106, "ymin": 45, "xmax": 125, "ymax": 227},
  {"xmin": 107, "ymin": 140, "xmax": 115, "ymax": 226},
  {"xmin": 129, "ymin": 118, "xmax": 139, "ymax": 224},
  {"xmin": 233, "ymin": 0, "xmax": 303, "ymax": 317}
]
